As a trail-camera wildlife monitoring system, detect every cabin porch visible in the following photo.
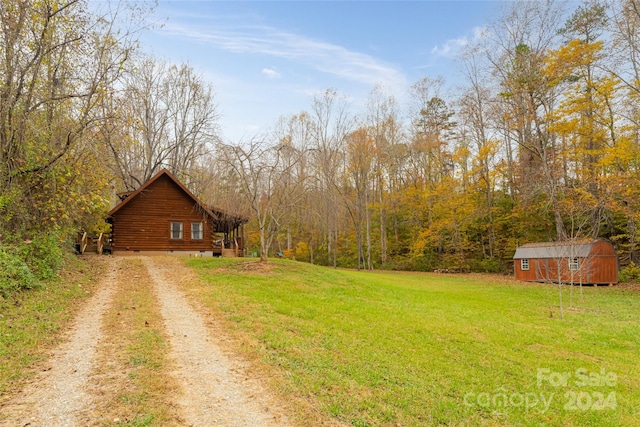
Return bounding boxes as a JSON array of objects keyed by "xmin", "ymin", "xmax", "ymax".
[
  {"xmin": 212, "ymin": 234, "xmax": 244, "ymax": 257},
  {"xmin": 210, "ymin": 212, "xmax": 246, "ymax": 257}
]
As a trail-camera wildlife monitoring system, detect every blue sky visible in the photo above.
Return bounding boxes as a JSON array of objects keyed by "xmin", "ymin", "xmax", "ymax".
[{"xmin": 139, "ymin": 1, "xmax": 503, "ymax": 142}]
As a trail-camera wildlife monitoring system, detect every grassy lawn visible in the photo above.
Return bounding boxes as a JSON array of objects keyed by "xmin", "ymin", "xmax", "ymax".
[{"xmin": 185, "ymin": 258, "xmax": 640, "ymax": 427}]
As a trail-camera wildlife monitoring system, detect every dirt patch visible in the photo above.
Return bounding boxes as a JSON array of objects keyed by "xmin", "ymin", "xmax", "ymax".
[
  {"xmin": 615, "ymin": 282, "xmax": 640, "ymax": 292},
  {"xmin": 235, "ymin": 260, "xmax": 274, "ymax": 273},
  {"xmin": 86, "ymin": 257, "xmax": 183, "ymax": 425},
  {"xmin": 143, "ymin": 256, "xmax": 291, "ymax": 426},
  {"xmin": 0, "ymin": 257, "xmax": 121, "ymax": 426},
  {"xmin": 201, "ymin": 260, "xmax": 274, "ymax": 275},
  {"xmin": 1, "ymin": 256, "xmax": 307, "ymax": 426}
]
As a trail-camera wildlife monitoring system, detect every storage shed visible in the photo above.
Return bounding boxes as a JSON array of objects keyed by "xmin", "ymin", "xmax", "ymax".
[
  {"xmin": 513, "ymin": 239, "xmax": 618, "ymax": 284},
  {"xmin": 107, "ymin": 169, "xmax": 247, "ymax": 256}
]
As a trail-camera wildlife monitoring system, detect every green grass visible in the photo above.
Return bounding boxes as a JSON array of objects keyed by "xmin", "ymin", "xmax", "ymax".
[
  {"xmin": 185, "ymin": 258, "xmax": 640, "ymax": 427},
  {"xmin": 0, "ymin": 255, "xmax": 101, "ymax": 395}
]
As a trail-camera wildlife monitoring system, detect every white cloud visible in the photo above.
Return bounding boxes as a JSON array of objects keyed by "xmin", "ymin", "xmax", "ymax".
[
  {"xmin": 431, "ymin": 26, "xmax": 488, "ymax": 58},
  {"xmin": 262, "ymin": 67, "xmax": 281, "ymax": 79},
  {"xmin": 159, "ymin": 22, "xmax": 406, "ymax": 90}
]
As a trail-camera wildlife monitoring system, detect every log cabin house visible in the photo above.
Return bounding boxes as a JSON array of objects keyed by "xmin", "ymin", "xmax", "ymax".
[
  {"xmin": 107, "ymin": 169, "xmax": 247, "ymax": 256},
  {"xmin": 513, "ymin": 239, "xmax": 618, "ymax": 285}
]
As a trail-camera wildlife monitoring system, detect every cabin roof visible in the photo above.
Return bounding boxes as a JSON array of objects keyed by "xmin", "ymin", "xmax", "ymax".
[
  {"xmin": 513, "ymin": 240, "xmax": 602, "ymax": 259},
  {"xmin": 107, "ymin": 169, "xmax": 247, "ymax": 226}
]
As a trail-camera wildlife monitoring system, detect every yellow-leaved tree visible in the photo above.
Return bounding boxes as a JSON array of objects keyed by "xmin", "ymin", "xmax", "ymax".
[{"xmin": 544, "ymin": 0, "xmax": 620, "ymax": 240}]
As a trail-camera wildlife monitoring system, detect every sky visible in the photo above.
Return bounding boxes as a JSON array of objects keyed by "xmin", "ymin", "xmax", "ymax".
[{"xmin": 138, "ymin": 1, "xmax": 504, "ymax": 142}]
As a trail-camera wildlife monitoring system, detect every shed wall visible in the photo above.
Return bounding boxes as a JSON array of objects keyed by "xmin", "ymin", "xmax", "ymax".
[{"xmin": 513, "ymin": 241, "xmax": 618, "ymax": 284}]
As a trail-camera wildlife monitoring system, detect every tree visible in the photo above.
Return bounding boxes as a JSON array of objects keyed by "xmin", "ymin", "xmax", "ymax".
[
  {"xmin": 307, "ymin": 89, "xmax": 353, "ymax": 267},
  {"xmin": 404, "ymin": 77, "xmax": 459, "ymax": 268},
  {"xmin": 365, "ymin": 85, "xmax": 403, "ymax": 266},
  {"xmin": 0, "ymin": 0, "xmax": 146, "ymax": 239},
  {"xmin": 607, "ymin": 0, "xmax": 640, "ymax": 264},
  {"xmin": 343, "ymin": 127, "xmax": 375, "ymax": 270},
  {"xmin": 459, "ymin": 49, "xmax": 501, "ymax": 260},
  {"xmin": 108, "ymin": 57, "xmax": 220, "ymax": 191},
  {"xmin": 546, "ymin": 1, "xmax": 616, "ymax": 238},
  {"xmin": 220, "ymin": 136, "xmax": 307, "ymax": 262},
  {"xmin": 271, "ymin": 113, "xmax": 313, "ymax": 257},
  {"xmin": 609, "ymin": 0, "xmax": 640, "ymax": 95},
  {"xmin": 408, "ymin": 77, "xmax": 455, "ymax": 189}
]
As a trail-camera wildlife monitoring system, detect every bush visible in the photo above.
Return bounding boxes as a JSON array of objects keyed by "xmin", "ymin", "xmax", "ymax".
[
  {"xmin": 0, "ymin": 246, "xmax": 38, "ymax": 297},
  {"xmin": 382, "ymin": 256, "xmax": 416, "ymax": 271},
  {"xmin": 472, "ymin": 257, "xmax": 507, "ymax": 274},
  {"xmin": 619, "ymin": 262, "xmax": 640, "ymax": 283},
  {"xmin": 17, "ymin": 234, "xmax": 62, "ymax": 280},
  {"xmin": 0, "ymin": 233, "xmax": 64, "ymax": 297}
]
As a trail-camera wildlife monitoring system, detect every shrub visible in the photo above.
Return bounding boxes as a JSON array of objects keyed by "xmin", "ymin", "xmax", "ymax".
[
  {"xmin": 412, "ymin": 253, "xmax": 439, "ymax": 272},
  {"xmin": 619, "ymin": 262, "xmax": 640, "ymax": 283},
  {"xmin": 0, "ymin": 233, "xmax": 64, "ymax": 297},
  {"xmin": 17, "ymin": 234, "xmax": 63, "ymax": 280},
  {"xmin": 382, "ymin": 256, "xmax": 417, "ymax": 271},
  {"xmin": 473, "ymin": 257, "xmax": 507, "ymax": 274},
  {"xmin": 0, "ymin": 246, "xmax": 38, "ymax": 297}
]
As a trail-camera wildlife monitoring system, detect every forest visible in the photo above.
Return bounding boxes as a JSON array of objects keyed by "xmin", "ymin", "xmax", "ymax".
[{"xmin": 2, "ymin": 0, "xmax": 640, "ymax": 293}]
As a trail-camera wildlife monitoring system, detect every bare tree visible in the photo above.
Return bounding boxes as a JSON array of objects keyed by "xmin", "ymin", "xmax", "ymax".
[
  {"xmin": 365, "ymin": 85, "xmax": 403, "ymax": 266},
  {"xmin": 271, "ymin": 113, "xmax": 313, "ymax": 255},
  {"xmin": 219, "ymin": 137, "xmax": 307, "ymax": 262},
  {"xmin": 308, "ymin": 89, "xmax": 353, "ymax": 267},
  {"xmin": 609, "ymin": 0, "xmax": 640, "ymax": 95},
  {"xmin": 108, "ymin": 57, "xmax": 220, "ymax": 191},
  {"xmin": 459, "ymin": 48, "xmax": 500, "ymax": 259}
]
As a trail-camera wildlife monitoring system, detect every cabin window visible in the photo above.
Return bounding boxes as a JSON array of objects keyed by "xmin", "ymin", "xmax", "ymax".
[
  {"xmin": 569, "ymin": 257, "xmax": 580, "ymax": 271},
  {"xmin": 191, "ymin": 222, "xmax": 203, "ymax": 240},
  {"xmin": 170, "ymin": 222, "xmax": 183, "ymax": 240},
  {"xmin": 521, "ymin": 259, "xmax": 530, "ymax": 271}
]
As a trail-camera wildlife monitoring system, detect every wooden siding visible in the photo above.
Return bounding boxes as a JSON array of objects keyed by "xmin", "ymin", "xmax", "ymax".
[
  {"xmin": 513, "ymin": 240, "xmax": 618, "ymax": 284},
  {"xmin": 514, "ymin": 258, "xmax": 538, "ymax": 282},
  {"xmin": 110, "ymin": 174, "xmax": 214, "ymax": 252}
]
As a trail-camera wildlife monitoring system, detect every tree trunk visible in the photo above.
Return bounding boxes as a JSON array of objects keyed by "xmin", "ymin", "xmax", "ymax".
[
  {"xmin": 260, "ymin": 227, "xmax": 268, "ymax": 262},
  {"xmin": 333, "ymin": 229, "xmax": 338, "ymax": 268},
  {"xmin": 380, "ymin": 204, "xmax": 387, "ymax": 265},
  {"xmin": 365, "ymin": 191, "xmax": 372, "ymax": 270},
  {"xmin": 628, "ymin": 210, "xmax": 639, "ymax": 264}
]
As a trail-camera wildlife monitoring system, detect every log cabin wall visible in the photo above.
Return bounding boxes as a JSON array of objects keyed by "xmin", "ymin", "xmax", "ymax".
[{"xmin": 110, "ymin": 174, "xmax": 213, "ymax": 253}]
